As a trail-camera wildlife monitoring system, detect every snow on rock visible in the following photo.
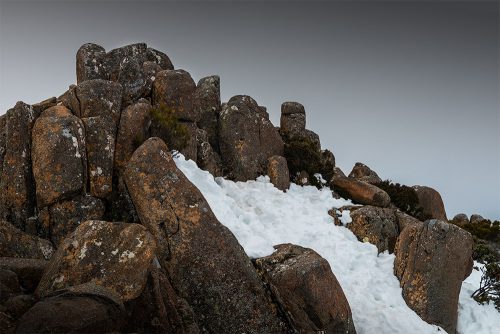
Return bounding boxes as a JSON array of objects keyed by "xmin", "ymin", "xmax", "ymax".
[{"xmin": 174, "ymin": 155, "xmax": 500, "ymax": 334}]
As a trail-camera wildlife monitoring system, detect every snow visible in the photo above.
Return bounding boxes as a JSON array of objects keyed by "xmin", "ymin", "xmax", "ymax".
[{"xmin": 174, "ymin": 154, "xmax": 500, "ymax": 334}]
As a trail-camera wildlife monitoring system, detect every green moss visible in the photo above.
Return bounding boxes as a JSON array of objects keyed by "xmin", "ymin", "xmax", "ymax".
[
  {"xmin": 374, "ymin": 180, "xmax": 425, "ymax": 220},
  {"xmin": 150, "ymin": 104, "xmax": 189, "ymax": 151}
]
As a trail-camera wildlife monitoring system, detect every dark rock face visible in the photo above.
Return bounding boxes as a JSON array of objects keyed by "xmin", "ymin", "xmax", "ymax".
[
  {"xmin": 267, "ymin": 155, "xmax": 290, "ymax": 191},
  {"xmin": 0, "ymin": 258, "xmax": 48, "ymax": 293},
  {"xmin": 348, "ymin": 162, "xmax": 382, "ymax": 184},
  {"xmin": 469, "ymin": 214, "xmax": 484, "ymax": 224},
  {"xmin": 280, "ymin": 102, "xmax": 306, "ymax": 136},
  {"xmin": 196, "ymin": 128, "xmax": 223, "ymax": 177},
  {"xmin": 394, "ymin": 219, "xmax": 473, "ymax": 334},
  {"xmin": 219, "ymin": 95, "xmax": 284, "ymax": 181},
  {"xmin": 412, "ymin": 186, "xmax": 447, "ymax": 221},
  {"xmin": 255, "ymin": 244, "xmax": 356, "ymax": 334},
  {"xmin": 31, "ymin": 106, "xmax": 87, "ymax": 208},
  {"xmin": 3, "ymin": 294, "xmax": 35, "ymax": 320},
  {"xmin": 76, "ymin": 43, "xmax": 109, "ymax": 83},
  {"xmin": 320, "ymin": 149, "xmax": 336, "ymax": 182},
  {"xmin": 31, "ymin": 97, "xmax": 57, "ymax": 114},
  {"xmin": 332, "ymin": 176, "xmax": 391, "ymax": 208},
  {"xmin": 146, "ymin": 47, "xmax": 174, "ymax": 70},
  {"xmin": 194, "ymin": 75, "xmax": 221, "ymax": 151},
  {"xmin": 451, "ymin": 213, "xmax": 469, "ymax": 226},
  {"xmin": 123, "ymin": 138, "xmax": 286, "ymax": 334},
  {"xmin": 0, "ymin": 221, "xmax": 54, "ymax": 260},
  {"xmin": 0, "ymin": 102, "xmax": 37, "ymax": 229},
  {"xmin": 36, "ymin": 220, "xmax": 156, "ymax": 302},
  {"xmin": 76, "ymin": 79, "xmax": 123, "ymax": 122}
]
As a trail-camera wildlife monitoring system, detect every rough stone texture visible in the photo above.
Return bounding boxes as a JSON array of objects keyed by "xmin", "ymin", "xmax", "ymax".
[
  {"xmin": 348, "ymin": 206, "xmax": 400, "ymax": 253},
  {"xmin": 179, "ymin": 121, "xmax": 198, "ymax": 161},
  {"xmin": 194, "ymin": 75, "xmax": 221, "ymax": 151},
  {"xmin": 4, "ymin": 294, "xmax": 35, "ymax": 320},
  {"xmin": 146, "ymin": 47, "xmax": 174, "ymax": 70},
  {"xmin": 280, "ymin": 102, "xmax": 306, "ymax": 136},
  {"xmin": 394, "ymin": 219, "xmax": 473, "ymax": 334},
  {"xmin": 0, "ymin": 220, "xmax": 54, "ymax": 260},
  {"xmin": 267, "ymin": 155, "xmax": 290, "ymax": 191},
  {"xmin": 0, "ymin": 115, "xmax": 7, "ymax": 174},
  {"xmin": 82, "ymin": 116, "xmax": 116, "ymax": 198},
  {"xmin": 469, "ymin": 214, "xmax": 484, "ymax": 224},
  {"xmin": 219, "ymin": 95, "xmax": 284, "ymax": 181},
  {"xmin": 152, "ymin": 69, "xmax": 197, "ymax": 122},
  {"xmin": 113, "ymin": 56, "xmax": 147, "ymax": 106},
  {"xmin": 0, "ymin": 102, "xmax": 37, "ymax": 229},
  {"xmin": 348, "ymin": 162, "xmax": 382, "ymax": 184},
  {"xmin": 36, "ymin": 220, "xmax": 156, "ymax": 302},
  {"xmin": 45, "ymin": 194, "xmax": 106, "ymax": 246},
  {"xmin": 412, "ymin": 186, "xmax": 447, "ymax": 221},
  {"xmin": 76, "ymin": 79, "xmax": 122, "ymax": 123},
  {"xmin": 17, "ymin": 283, "xmax": 126, "ymax": 334},
  {"xmin": 332, "ymin": 176, "xmax": 390, "ymax": 208},
  {"xmin": 123, "ymin": 138, "xmax": 287, "ymax": 334},
  {"xmin": 31, "ymin": 106, "xmax": 87, "ymax": 208},
  {"xmin": 0, "ymin": 311, "xmax": 14, "ymax": 334},
  {"xmin": 142, "ymin": 61, "xmax": 163, "ymax": 99},
  {"xmin": 76, "ymin": 43, "xmax": 109, "ymax": 83},
  {"xmin": 57, "ymin": 84, "xmax": 81, "ymax": 115},
  {"xmin": 31, "ymin": 97, "xmax": 57, "ymax": 114},
  {"xmin": 451, "ymin": 213, "xmax": 469, "ymax": 226},
  {"xmin": 320, "ymin": 149, "xmax": 336, "ymax": 182},
  {"xmin": 107, "ymin": 43, "xmax": 147, "ymax": 78},
  {"xmin": 255, "ymin": 244, "xmax": 356, "ymax": 334},
  {"xmin": 0, "ymin": 258, "xmax": 48, "ymax": 293},
  {"xmin": 196, "ymin": 128, "xmax": 223, "ymax": 177},
  {"xmin": 114, "ymin": 100, "xmax": 152, "ymax": 175}
]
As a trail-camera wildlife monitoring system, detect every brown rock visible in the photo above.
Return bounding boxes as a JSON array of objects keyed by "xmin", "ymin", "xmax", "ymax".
[
  {"xmin": 196, "ymin": 128, "xmax": 223, "ymax": 177},
  {"xmin": 451, "ymin": 213, "xmax": 469, "ymax": 226},
  {"xmin": 123, "ymin": 137, "xmax": 287, "ymax": 333},
  {"xmin": 0, "ymin": 220, "xmax": 54, "ymax": 260},
  {"xmin": 394, "ymin": 219, "xmax": 473, "ymax": 333},
  {"xmin": 146, "ymin": 47, "xmax": 174, "ymax": 70},
  {"xmin": 332, "ymin": 176, "xmax": 390, "ymax": 208},
  {"xmin": 4, "ymin": 294, "xmax": 35, "ymax": 319},
  {"xmin": 348, "ymin": 162, "xmax": 382, "ymax": 184},
  {"xmin": 31, "ymin": 97, "xmax": 57, "ymax": 114},
  {"xmin": 75, "ymin": 79, "xmax": 122, "ymax": 123},
  {"xmin": 320, "ymin": 149, "xmax": 336, "ymax": 182},
  {"xmin": 469, "ymin": 214, "xmax": 484, "ymax": 224},
  {"xmin": 57, "ymin": 84, "xmax": 80, "ymax": 115},
  {"xmin": 178, "ymin": 121, "xmax": 198, "ymax": 161},
  {"xmin": 194, "ymin": 75, "xmax": 221, "ymax": 151},
  {"xmin": 31, "ymin": 106, "xmax": 87, "ymax": 208},
  {"xmin": 219, "ymin": 95, "xmax": 284, "ymax": 181},
  {"xmin": 76, "ymin": 43, "xmax": 109, "ymax": 83},
  {"xmin": 267, "ymin": 155, "xmax": 290, "ymax": 191},
  {"xmin": 255, "ymin": 244, "xmax": 356, "ymax": 334},
  {"xmin": 412, "ymin": 186, "xmax": 447, "ymax": 221},
  {"xmin": 36, "ymin": 220, "xmax": 156, "ymax": 302},
  {"xmin": 0, "ymin": 258, "xmax": 48, "ymax": 292},
  {"xmin": 280, "ymin": 102, "xmax": 306, "ymax": 136},
  {"xmin": 142, "ymin": 61, "xmax": 163, "ymax": 99}
]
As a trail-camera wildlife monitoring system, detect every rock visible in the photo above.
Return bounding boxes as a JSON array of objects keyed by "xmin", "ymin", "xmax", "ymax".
[
  {"xmin": 0, "ymin": 311, "xmax": 14, "ymax": 334},
  {"xmin": 280, "ymin": 102, "xmax": 306, "ymax": 136},
  {"xmin": 281, "ymin": 128, "xmax": 322, "ymax": 179},
  {"xmin": 76, "ymin": 43, "xmax": 109, "ymax": 83},
  {"xmin": 320, "ymin": 149, "xmax": 336, "ymax": 182},
  {"xmin": 114, "ymin": 100, "xmax": 152, "ymax": 175},
  {"xmin": 194, "ymin": 75, "xmax": 221, "ymax": 151},
  {"xmin": 0, "ymin": 221, "xmax": 54, "ymax": 260},
  {"xmin": 0, "ymin": 115, "xmax": 6, "ymax": 172},
  {"xmin": 0, "ymin": 258, "xmax": 48, "ymax": 292},
  {"xmin": 412, "ymin": 186, "xmax": 447, "ymax": 221},
  {"xmin": 348, "ymin": 162, "xmax": 382, "ymax": 184},
  {"xmin": 46, "ymin": 194, "xmax": 106, "ymax": 246},
  {"xmin": 296, "ymin": 170, "xmax": 310, "ymax": 186},
  {"xmin": 31, "ymin": 97, "xmax": 57, "ymax": 114},
  {"xmin": 76, "ymin": 79, "xmax": 122, "ymax": 123},
  {"xmin": 219, "ymin": 95, "xmax": 284, "ymax": 181},
  {"xmin": 31, "ymin": 106, "xmax": 87, "ymax": 208},
  {"xmin": 17, "ymin": 283, "xmax": 126, "ymax": 334},
  {"xmin": 333, "ymin": 167, "xmax": 346, "ymax": 178},
  {"xmin": 142, "ymin": 61, "xmax": 163, "ymax": 98},
  {"xmin": 152, "ymin": 69, "xmax": 197, "ymax": 122},
  {"xmin": 57, "ymin": 84, "xmax": 80, "ymax": 115},
  {"xmin": 82, "ymin": 116, "xmax": 115, "ymax": 198},
  {"xmin": 469, "ymin": 214, "xmax": 484, "ymax": 224},
  {"xmin": 332, "ymin": 176, "xmax": 391, "ymax": 208},
  {"xmin": 4, "ymin": 294, "xmax": 35, "ymax": 319},
  {"xmin": 196, "ymin": 128, "xmax": 223, "ymax": 177},
  {"xmin": 107, "ymin": 43, "xmax": 147, "ymax": 78},
  {"xmin": 178, "ymin": 121, "xmax": 198, "ymax": 161},
  {"xmin": 267, "ymin": 156, "xmax": 290, "ymax": 191},
  {"xmin": 348, "ymin": 206, "xmax": 400, "ymax": 253},
  {"xmin": 146, "ymin": 47, "xmax": 174, "ymax": 70},
  {"xmin": 394, "ymin": 219, "xmax": 473, "ymax": 333},
  {"xmin": 36, "ymin": 220, "xmax": 156, "ymax": 301},
  {"xmin": 255, "ymin": 244, "xmax": 356, "ymax": 334},
  {"xmin": 123, "ymin": 137, "xmax": 287, "ymax": 333},
  {"xmin": 0, "ymin": 102, "xmax": 37, "ymax": 229},
  {"xmin": 0, "ymin": 269, "xmax": 20, "ymax": 296},
  {"xmin": 451, "ymin": 213, "xmax": 469, "ymax": 226}
]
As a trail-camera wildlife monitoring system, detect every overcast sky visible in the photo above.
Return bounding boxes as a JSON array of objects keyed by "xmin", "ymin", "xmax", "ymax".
[{"xmin": 0, "ymin": 0, "xmax": 498, "ymax": 219}]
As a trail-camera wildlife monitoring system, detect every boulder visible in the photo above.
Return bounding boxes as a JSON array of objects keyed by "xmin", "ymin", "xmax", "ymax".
[
  {"xmin": 75, "ymin": 79, "xmax": 122, "ymax": 123},
  {"xmin": 194, "ymin": 75, "xmax": 221, "ymax": 151},
  {"xmin": 4, "ymin": 294, "xmax": 35, "ymax": 319},
  {"xmin": 0, "ymin": 258, "xmax": 48, "ymax": 292},
  {"xmin": 0, "ymin": 102, "xmax": 37, "ymax": 229},
  {"xmin": 219, "ymin": 95, "xmax": 284, "ymax": 181},
  {"xmin": 123, "ymin": 137, "xmax": 287, "ymax": 333},
  {"xmin": 332, "ymin": 176, "xmax": 390, "ymax": 208},
  {"xmin": 113, "ymin": 56, "xmax": 146, "ymax": 106},
  {"xmin": 0, "ymin": 220, "xmax": 54, "ymax": 260},
  {"xmin": 469, "ymin": 214, "xmax": 484, "ymax": 224},
  {"xmin": 394, "ymin": 219, "xmax": 473, "ymax": 333},
  {"xmin": 0, "ymin": 115, "xmax": 6, "ymax": 172},
  {"xmin": 146, "ymin": 47, "xmax": 174, "ymax": 70},
  {"xmin": 178, "ymin": 121, "xmax": 198, "ymax": 161},
  {"xmin": 320, "ymin": 149, "xmax": 336, "ymax": 182},
  {"xmin": 76, "ymin": 43, "xmax": 109, "ymax": 83},
  {"xmin": 267, "ymin": 155, "xmax": 290, "ymax": 191},
  {"xmin": 142, "ymin": 61, "xmax": 163, "ymax": 99},
  {"xmin": 451, "ymin": 213, "xmax": 469, "ymax": 226},
  {"xmin": 255, "ymin": 244, "xmax": 356, "ymax": 334},
  {"xmin": 412, "ymin": 186, "xmax": 447, "ymax": 221},
  {"xmin": 36, "ymin": 220, "xmax": 156, "ymax": 302},
  {"xmin": 31, "ymin": 97, "xmax": 57, "ymax": 114},
  {"xmin": 31, "ymin": 106, "xmax": 87, "ymax": 208},
  {"xmin": 196, "ymin": 128, "xmax": 223, "ymax": 177},
  {"xmin": 348, "ymin": 162, "xmax": 382, "ymax": 184},
  {"xmin": 280, "ymin": 102, "xmax": 306, "ymax": 136},
  {"xmin": 152, "ymin": 69, "xmax": 197, "ymax": 122},
  {"xmin": 57, "ymin": 84, "xmax": 80, "ymax": 115}
]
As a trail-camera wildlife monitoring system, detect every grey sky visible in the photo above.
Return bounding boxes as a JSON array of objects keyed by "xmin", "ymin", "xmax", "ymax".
[{"xmin": 1, "ymin": 0, "xmax": 498, "ymax": 219}]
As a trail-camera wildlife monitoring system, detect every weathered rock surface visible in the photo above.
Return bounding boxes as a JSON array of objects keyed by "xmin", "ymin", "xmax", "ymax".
[
  {"xmin": 219, "ymin": 95, "xmax": 284, "ymax": 181},
  {"xmin": 36, "ymin": 220, "xmax": 156, "ymax": 302},
  {"xmin": 196, "ymin": 128, "xmax": 222, "ymax": 177},
  {"xmin": 332, "ymin": 176, "xmax": 390, "ymax": 208},
  {"xmin": 31, "ymin": 106, "xmax": 87, "ymax": 208},
  {"xmin": 255, "ymin": 244, "xmax": 356, "ymax": 334},
  {"xmin": 123, "ymin": 137, "xmax": 287, "ymax": 333},
  {"xmin": 0, "ymin": 258, "xmax": 48, "ymax": 292},
  {"xmin": 412, "ymin": 186, "xmax": 447, "ymax": 221},
  {"xmin": 394, "ymin": 219, "xmax": 473, "ymax": 334},
  {"xmin": 146, "ymin": 47, "xmax": 174, "ymax": 71},
  {"xmin": 348, "ymin": 162, "xmax": 382, "ymax": 184},
  {"xmin": 194, "ymin": 75, "xmax": 221, "ymax": 151},
  {"xmin": 76, "ymin": 43, "xmax": 109, "ymax": 83},
  {"xmin": 451, "ymin": 213, "xmax": 469, "ymax": 226},
  {"xmin": 76, "ymin": 79, "xmax": 122, "ymax": 122},
  {"xmin": 280, "ymin": 102, "xmax": 306, "ymax": 136},
  {"xmin": 267, "ymin": 155, "xmax": 290, "ymax": 191},
  {"xmin": 320, "ymin": 149, "xmax": 336, "ymax": 182},
  {"xmin": 0, "ymin": 221, "xmax": 54, "ymax": 260},
  {"xmin": 469, "ymin": 214, "xmax": 484, "ymax": 224}
]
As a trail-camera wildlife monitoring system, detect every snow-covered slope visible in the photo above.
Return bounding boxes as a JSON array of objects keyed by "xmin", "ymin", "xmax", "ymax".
[{"xmin": 174, "ymin": 155, "xmax": 500, "ymax": 334}]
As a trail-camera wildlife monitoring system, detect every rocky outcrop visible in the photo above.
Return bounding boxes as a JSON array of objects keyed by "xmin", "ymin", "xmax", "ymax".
[
  {"xmin": 36, "ymin": 220, "xmax": 156, "ymax": 301},
  {"xmin": 76, "ymin": 43, "xmax": 109, "ymax": 83},
  {"xmin": 255, "ymin": 244, "xmax": 356, "ymax": 334},
  {"xmin": 412, "ymin": 186, "xmax": 447, "ymax": 221},
  {"xmin": 0, "ymin": 258, "xmax": 48, "ymax": 293},
  {"xmin": 451, "ymin": 213, "xmax": 469, "ymax": 226},
  {"xmin": 76, "ymin": 79, "xmax": 122, "ymax": 122},
  {"xmin": 219, "ymin": 95, "xmax": 284, "ymax": 181},
  {"xmin": 196, "ymin": 128, "xmax": 222, "ymax": 177},
  {"xmin": 0, "ymin": 221, "xmax": 54, "ymax": 260},
  {"xmin": 194, "ymin": 75, "xmax": 221, "ymax": 151},
  {"xmin": 331, "ymin": 176, "xmax": 391, "ymax": 208},
  {"xmin": 348, "ymin": 162, "xmax": 382, "ymax": 184},
  {"xmin": 280, "ymin": 102, "xmax": 306, "ymax": 136},
  {"xmin": 394, "ymin": 219, "xmax": 473, "ymax": 333},
  {"xmin": 267, "ymin": 155, "xmax": 290, "ymax": 191},
  {"xmin": 470, "ymin": 214, "xmax": 484, "ymax": 224},
  {"xmin": 123, "ymin": 137, "xmax": 287, "ymax": 333}
]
